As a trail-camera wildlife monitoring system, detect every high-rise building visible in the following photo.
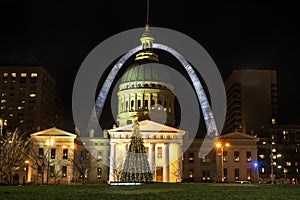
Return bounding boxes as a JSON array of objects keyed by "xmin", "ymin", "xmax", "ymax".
[
  {"xmin": 0, "ymin": 66, "xmax": 63, "ymax": 134},
  {"xmin": 223, "ymin": 69, "xmax": 278, "ymax": 135}
]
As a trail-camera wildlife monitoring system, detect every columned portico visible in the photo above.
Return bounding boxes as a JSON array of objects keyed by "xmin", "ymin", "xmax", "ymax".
[{"xmin": 108, "ymin": 120, "xmax": 185, "ymax": 183}]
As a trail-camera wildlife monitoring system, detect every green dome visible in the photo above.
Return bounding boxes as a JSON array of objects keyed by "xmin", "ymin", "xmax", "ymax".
[{"xmin": 121, "ymin": 62, "xmax": 171, "ymax": 84}]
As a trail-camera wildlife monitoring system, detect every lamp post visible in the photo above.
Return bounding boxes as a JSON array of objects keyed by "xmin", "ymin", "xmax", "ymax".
[{"xmin": 215, "ymin": 141, "xmax": 230, "ymax": 182}]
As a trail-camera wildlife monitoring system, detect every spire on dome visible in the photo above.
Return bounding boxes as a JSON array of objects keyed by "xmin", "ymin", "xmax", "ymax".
[{"xmin": 135, "ymin": 0, "xmax": 158, "ymax": 61}]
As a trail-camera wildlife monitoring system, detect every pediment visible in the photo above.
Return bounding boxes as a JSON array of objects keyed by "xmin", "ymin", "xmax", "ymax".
[
  {"xmin": 109, "ymin": 120, "xmax": 185, "ymax": 134},
  {"xmin": 31, "ymin": 127, "xmax": 76, "ymax": 138},
  {"xmin": 220, "ymin": 132, "xmax": 258, "ymax": 141}
]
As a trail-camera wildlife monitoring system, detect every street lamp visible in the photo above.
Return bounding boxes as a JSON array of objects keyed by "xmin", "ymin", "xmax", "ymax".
[{"xmin": 215, "ymin": 141, "xmax": 230, "ymax": 182}]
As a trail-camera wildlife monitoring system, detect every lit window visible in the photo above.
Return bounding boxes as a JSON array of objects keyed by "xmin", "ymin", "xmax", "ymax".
[
  {"xmin": 234, "ymin": 151, "xmax": 240, "ymax": 162},
  {"xmin": 17, "ymin": 106, "xmax": 24, "ymax": 110},
  {"xmin": 51, "ymin": 148, "xmax": 56, "ymax": 159},
  {"xmin": 283, "ymin": 168, "xmax": 288, "ymax": 173},
  {"xmin": 31, "ymin": 73, "xmax": 38, "ymax": 77},
  {"xmin": 296, "ymin": 162, "xmax": 298, "ymax": 167},
  {"xmin": 283, "ymin": 131, "xmax": 288, "ymax": 135},
  {"xmin": 272, "ymin": 118, "xmax": 276, "ymax": 125},
  {"xmin": 246, "ymin": 152, "xmax": 252, "ymax": 162},
  {"xmin": 261, "ymin": 168, "xmax": 265, "ymax": 173},
  {"xmin": 189, "ymin": 169, "xmax": 194, "ymax": 178},
  {"xmin": 11, "ymin": 73, "xmax": 16, "ymax": 77},
  {"xmin": 50, "ymin": 165, "xmax": 55, "ymax": 177},
  {"xmin": 20, "ymin": 100, "xmax": 26, "ymax": 104},
  {"xmin": 1, "ymin": 93, "xmax": 6, "ymax": 97},
  {"xmin": 286, "ymin": 161, "xmax": 292, "ymax": 167},
  {"xmin": 202, "ymin": 155, "xmax": 211, "ymax": 163},
  {"xmin": 29, "ymin": 93, "xmax": 36, "ymax": 97},
  {"xmin": 63, "ymin": 149, "xmax": 68, "ymax": 159},
  {"xmin": 0, "ymin": 106, "xmax": 5, "ymax": 110},
  {"xmin": 189, "ymin": 153, "xmax": 194, "ymax": 163},
  {"xmin": 62, "ymin": 166, "xmax": 67, "ymax": 178},
  {"xmin": 235, "ymin": 168, "xmax": 239, "ymax": 180},
  {"xmin": 247, "ymin": 169, "xmax": 251, "ymax": 180},
  {"xmin": 19, "ymin": 119, "xmax": 24, "ymax": 123},
  {"xmin": 272, "ymin": 148, "xmax": 276, "ymax": 153},
  {"xmin": 1, "ymin": 100, "xmax": 6, "ymax": 103},
  {"xmin": 3, "ymin": 73, "xmax": 8, "ymax": 77},
  {"xmin": 223, "ymin": 151, "xmax": 228, "ymax": 162},
  {"xmin": 20, "ymin": 73, "xmax": 27, "ymax": 77},
  {"xmin": 278, "ymin": 165, "xmax": 282, "ymax": 169},
  {"xmin": 259, "ymin": 154, "xmax": 265, "ymax": 159}
]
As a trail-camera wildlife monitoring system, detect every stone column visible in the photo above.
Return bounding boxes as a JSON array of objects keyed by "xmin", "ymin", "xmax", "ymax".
[
  {"xmin": 177, "ymin": 144, "xmax": 183, "ymax": 182},
  {"xmin": 122, "ymin": 143, "xmax": 127, "ymax": 168},
  {"xmin": 149, "ymin": 143, "xmax": 156, "ymax": 173},
  {"xmin": 163, "ymin": 143, "xmax": 170, "ymax": 182},
  {"xmin": 109, "ymin": 142, "xmax": 115, "ymax": 183}
]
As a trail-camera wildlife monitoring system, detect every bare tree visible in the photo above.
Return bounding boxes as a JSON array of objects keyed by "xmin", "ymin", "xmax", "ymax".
[
  {"xmin": 0, "ymin": 129, "xmax": 31, "ymax": 185},
  {"xmin": 28, "ymin": 144, "xmax": 67, "ymax": 185},
  {"xmin": 72, "ymin": 147, "xmax": 96, "ymax": 184}
]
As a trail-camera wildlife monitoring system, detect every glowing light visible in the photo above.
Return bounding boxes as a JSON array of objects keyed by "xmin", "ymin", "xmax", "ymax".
[{"xmin": 215, "ymin": 142, "xmax": 221, "ymax": 148}]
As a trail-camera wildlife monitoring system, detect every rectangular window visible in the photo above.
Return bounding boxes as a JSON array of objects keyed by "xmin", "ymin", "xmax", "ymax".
[
  {"xmin": 247, "ymin": 168, "xmax": 252, "ymax": 180},
  {"xmin": 51, "ymin": 148, "xmax": 56, "ymax": 159},
  {"xmin": 62, "ymin": 166, "xmax": 67, "ymax": 178},
  {"xmin": 144, "ymin": 100, "xmax": 148, "ymax": 109},
  {"xmin": 157, "ymin": 147, "xmax": 162, "ymax": 158},
  {"xmin": 38, "ymin": 166, "xmax": 43, "ymax": 174},
  {"xmin": 189, "ymin": 169, "xmax": 194, "ymax": 178},
  {"xmin": 137, "ymin": 100, "xmax": 141, "ymax": 108},
  {"xmin": 38, "ymin": 148, "xmax": 44, "ymax": 159},
  {"xmin": 31, "ymin": 73, "xmax": 38, "ymax": 78},
  {"xmin": 202, "ymin": 170, "xmax": 210, "ymax": 180},
  {"xmin": 97, "ymin": 151, "xmax": 102, "ymax": 161},
  {"xmin": 246, "ymin": 152, "xmax": 252, "ymax": 162},
  {"xmin": 50, "ymin": 165, "xmax": 55, "ymax": 177},
  {"xmin": 224, "ymin": 168, "xmax": 228, "ymax": 180},
  {"xmin": 189, "ymin": 153, "xmax": 194, "ymax": 163},
  {"xmin": 20, "ymin": 73, "xmax": 27, "ymax": 77},
  {"xmin": 63, "ymin": 149, "xmax": 68, "ymax": 159},
  {"xmin": 235, "ymin": 168, "xmax": 239, "ymax": 180},
  {"xmin": 223, "ymin": 151, "xmax": 228, "ymax": 162},
  {"xmin": 234, "ymin": 151, "xmax": 240, "ymax": 162},
  {"xmin": 97, "ymin": 168, "xmax": 102, "ymax": 175},
  {"xmin": 202, "ymin": 155, "xmax": 211, "ymax": 163}
]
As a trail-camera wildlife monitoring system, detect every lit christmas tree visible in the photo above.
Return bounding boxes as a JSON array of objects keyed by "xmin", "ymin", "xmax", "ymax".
[{"xmin": 121, "ymin": 117, "xmax": 153, "ymax": 182}]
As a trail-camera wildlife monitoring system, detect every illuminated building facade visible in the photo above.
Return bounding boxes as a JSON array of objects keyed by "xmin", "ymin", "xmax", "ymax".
[
  {"xmin": 0, "ymin": 66, "xmax": 62, "ymax": 134},
  {"xmin": 27, "ymin": 127, "xmax": 76, "ymax": 184},
  {"xmin": 223, "ymin": 69, "xmax": 278, "ymax": 135},
  {"xmin": 184, "ymin": 132, "xmax": 258, "ymax": 183},
  {"xmin": 258, "ymin": 125, "xmax": 300, "ymax": 183}
]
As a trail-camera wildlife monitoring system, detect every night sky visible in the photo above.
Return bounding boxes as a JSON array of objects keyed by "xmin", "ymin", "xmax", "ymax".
[{"xmin": 1, "ymin": 1, "xmax": 300, "ymax": 132}]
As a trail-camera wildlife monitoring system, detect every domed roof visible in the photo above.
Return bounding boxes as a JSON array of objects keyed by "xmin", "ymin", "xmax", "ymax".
[{"xmin": 120, "ymin": 62, "xmax": 172, "ymax": 84}]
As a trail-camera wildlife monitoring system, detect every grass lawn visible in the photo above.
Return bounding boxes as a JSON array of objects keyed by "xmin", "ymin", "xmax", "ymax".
[{"xmin": 1, "ymin": 183, "xmax": 300, "ymax": 200}]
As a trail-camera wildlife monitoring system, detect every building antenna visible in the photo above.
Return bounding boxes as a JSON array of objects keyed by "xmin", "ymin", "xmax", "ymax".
[{"xmin": 146, "ymin": 0, "xmax": 150, "ymax": 26}]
